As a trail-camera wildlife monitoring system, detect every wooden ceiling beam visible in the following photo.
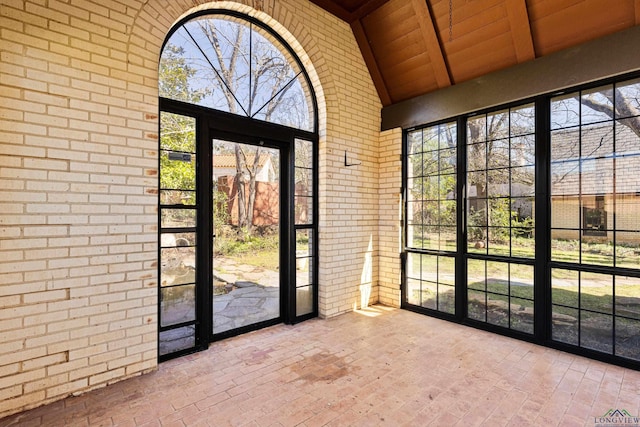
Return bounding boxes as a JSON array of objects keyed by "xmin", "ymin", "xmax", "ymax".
[
  {"xmin": 351, "ymin": 19, "xmax": 393, "ymax": 105},
  {"xmin": 412, "ymin": 0, "xmax": 451, "ymax": 88},
  {"xmin": 505, "ymin": 0, "xmax": 536, "ymax": 62}
]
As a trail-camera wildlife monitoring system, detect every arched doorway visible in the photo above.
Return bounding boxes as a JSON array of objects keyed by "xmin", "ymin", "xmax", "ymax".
[{"xmin": 158, "ymin": 10, "xmax": 318, "ymax": 360}]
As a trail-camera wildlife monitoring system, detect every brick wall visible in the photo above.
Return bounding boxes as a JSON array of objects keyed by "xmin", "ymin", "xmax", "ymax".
[
  {"xmin": 378, "ymin": 128, "xmax": 403, "ymax": 307},
  {"xmin": 0, "ymin": 0, "xmax": 388, "ymax": 417},
  {"xmin": 551, "ymin": 195, "xmax": 640, "ymax": 244},
  {"xmin": 315, "ymin": 32, "xmax": 383, "ymax": 315},
  {"xmin": 0, "ymin": 0, "xmax": 160, "ymax": 417},
  {"xmin": 615, "ymin": 194, "xmax": 640, "ymax": 243}
]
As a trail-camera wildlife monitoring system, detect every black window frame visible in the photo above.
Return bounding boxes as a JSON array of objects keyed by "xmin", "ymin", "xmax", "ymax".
[
  {"xmin": 157, "ymin": 10, "xmax": 319, "ymax": 362},
  {"xmin": 401, "ymin": 71, "xmax": 640, "ymax": 371}
]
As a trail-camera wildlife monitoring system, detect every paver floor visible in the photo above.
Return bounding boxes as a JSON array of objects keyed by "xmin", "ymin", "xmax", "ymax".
[{"xmin": 2, "ymin": 306, "xmax": 639, "ymax": 426}]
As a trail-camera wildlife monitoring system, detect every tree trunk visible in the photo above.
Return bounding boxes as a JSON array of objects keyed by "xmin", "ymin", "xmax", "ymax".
[
  {"xmin": 234, "ymin": 145, "xmax": 247, "ymax": 231},
  {"xmin": 246, "ymin": 148, "xmax": 261, "ymax": 234}
]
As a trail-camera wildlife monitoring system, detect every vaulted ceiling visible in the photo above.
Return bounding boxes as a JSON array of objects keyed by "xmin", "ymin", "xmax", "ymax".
[{"xmin": 310, "ymin": 0, "xmax": 640, "ymax": 106}]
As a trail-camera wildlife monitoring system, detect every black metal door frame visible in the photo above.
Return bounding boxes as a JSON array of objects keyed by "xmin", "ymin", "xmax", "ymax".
[
  {"xmin": 159, "ymin": 98, "xmax": 316, "ymax": 360},
  {"xmin": 207, "ymin": 129, "xmax": 291, "ymax": 342}
]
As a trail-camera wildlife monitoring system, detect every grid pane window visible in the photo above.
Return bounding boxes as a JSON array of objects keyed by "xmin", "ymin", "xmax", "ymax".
[
  {"xmin": 406, "ymin": 253, "xmax": 456, "ymax": 314},
  {"xmin": 551, "ymin": 270, "xmax": 640, "ymax": 360},
  {"xmin": 550, "ymin": 79, "xmax": 640, "ymax": 359},
  {"xmin": 467, "ymin": 260, "xmax": 534, "ymax": 333},
  {"xmin": 465, "ymin": 104, "xmax": 535, "ymax": 334},
  {"xmin": 407, "ymin": 122, "xmax": 457, "ymax": 253},
  {"xmin": 295, "ymin": 139, "xmax": 315, "ymax": 316},
  {"xmin": 404, "ymin": 75, "xmax": 640, "ymax": 367},
  {"xmin": 159, "ymin": 112, "xmax": 198, "ymax": 357},
  {"xmin": 405, "ymin": 122, "xmax": 457, "ymax": 315},
  {"xmin": 466, "ymin": 105, "xmax": 535, "ymax": 258},
  {"xmin": 295, "ymin": 139, "xmax": 313, "ymax": 225},
  {"xmin": 550, "ymin": 81, "xmax": 640, "ymax": 268}
]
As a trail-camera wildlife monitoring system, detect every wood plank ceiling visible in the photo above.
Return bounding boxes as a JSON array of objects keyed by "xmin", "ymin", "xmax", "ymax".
[{"xmin": 309, "ymin": 0, "xmax": 640, "ymax": 106}]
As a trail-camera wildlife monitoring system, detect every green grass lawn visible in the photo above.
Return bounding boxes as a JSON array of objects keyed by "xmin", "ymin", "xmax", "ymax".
[
  {"xmin": 215, "ymin": 232, "xmax": 280, "ymax": 270},
  {"xmin": 228, "ymin": 249, "xmax": 279, "ymax": 270},
  {"xmin": 407, "ymin": 238, "xmax": 640, "ymax": 356},
  {"xmin": 407, "ymin": 237, "xmax": 640, "ymax": 315}
]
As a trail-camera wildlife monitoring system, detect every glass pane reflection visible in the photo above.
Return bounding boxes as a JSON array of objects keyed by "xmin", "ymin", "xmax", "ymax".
[{"xmin": 161, "ymin": 285, "xmax": 196, "ymax": 327}]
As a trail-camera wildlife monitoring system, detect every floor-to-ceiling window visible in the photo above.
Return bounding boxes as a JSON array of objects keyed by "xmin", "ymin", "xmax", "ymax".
[
  {"xmin": 158, "ymin": 10, "xmax": 318, "ymax": 360},
  {"xmin": 403, "ymin": 75, "xmax": 640, "ymax": 368},
  {"xmin": 549, "ymin": 81, "xmax": 640, "ymax": 360},
  {"xmin": 466, "ymin": 104, "xmax": 536, "ymax": 334},
  {"xmin": 405, "ymin": 122, "xmax": 457, "ymax": 314}
]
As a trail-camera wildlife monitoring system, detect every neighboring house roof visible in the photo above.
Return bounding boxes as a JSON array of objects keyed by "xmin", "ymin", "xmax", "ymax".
[
  {"xmin": 213, "ymin": 153, "xmax": 276, "ymax": 183},
  {"xmin": 551, "ymin": 120, "xmax": 640, "ymax": 196},
  {"xmin": 213, "ymin": 154, "xmax": 272, "ymax": 169}
]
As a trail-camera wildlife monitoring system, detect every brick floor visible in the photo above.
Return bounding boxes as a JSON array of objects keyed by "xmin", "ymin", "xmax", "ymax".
[{"xmin": 2, "ymin": 306, "xmax": 639, "ymax": 426}]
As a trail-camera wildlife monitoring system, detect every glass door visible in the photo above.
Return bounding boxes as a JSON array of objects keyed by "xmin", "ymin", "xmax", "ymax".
[
  {"xmin": 211, "ymin": 139, "xmax": 282, "ymax": 336},
  {"xmin": 159, "ymin": 101, "xmax": 317, "ymax": 360}
]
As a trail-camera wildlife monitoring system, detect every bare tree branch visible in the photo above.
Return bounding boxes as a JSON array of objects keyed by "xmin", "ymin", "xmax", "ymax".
[{"xmin": 581, "ymin": 90, "xmax": 640, "ymax": 138}]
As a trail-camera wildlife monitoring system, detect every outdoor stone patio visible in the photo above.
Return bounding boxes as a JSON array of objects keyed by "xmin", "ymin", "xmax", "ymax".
[
  {"xmin": 161, "ymin": 256, "xmax": 282, "ymax": 354},
  {"xmin": 213, "ymin": 256, "xmax": 280, "ymax": 334},
  {"xmin": 212, "ymin": 284, "xmax": 280, "ymax": 334}
]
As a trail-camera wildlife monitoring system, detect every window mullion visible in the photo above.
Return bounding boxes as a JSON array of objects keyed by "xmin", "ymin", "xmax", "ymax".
[
  {"xmin": 534, "ymin": 96, "xmax": 551, "ymax": 343},
  {"xmin": 456, "ymin": 116, "xmax": 467, "ymax": 320}
]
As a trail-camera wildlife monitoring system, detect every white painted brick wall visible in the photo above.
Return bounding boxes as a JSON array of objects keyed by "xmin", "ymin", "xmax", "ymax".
[{"xmin": 0, "ymin": 0, "xmax": 393, "ymax": 418}]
